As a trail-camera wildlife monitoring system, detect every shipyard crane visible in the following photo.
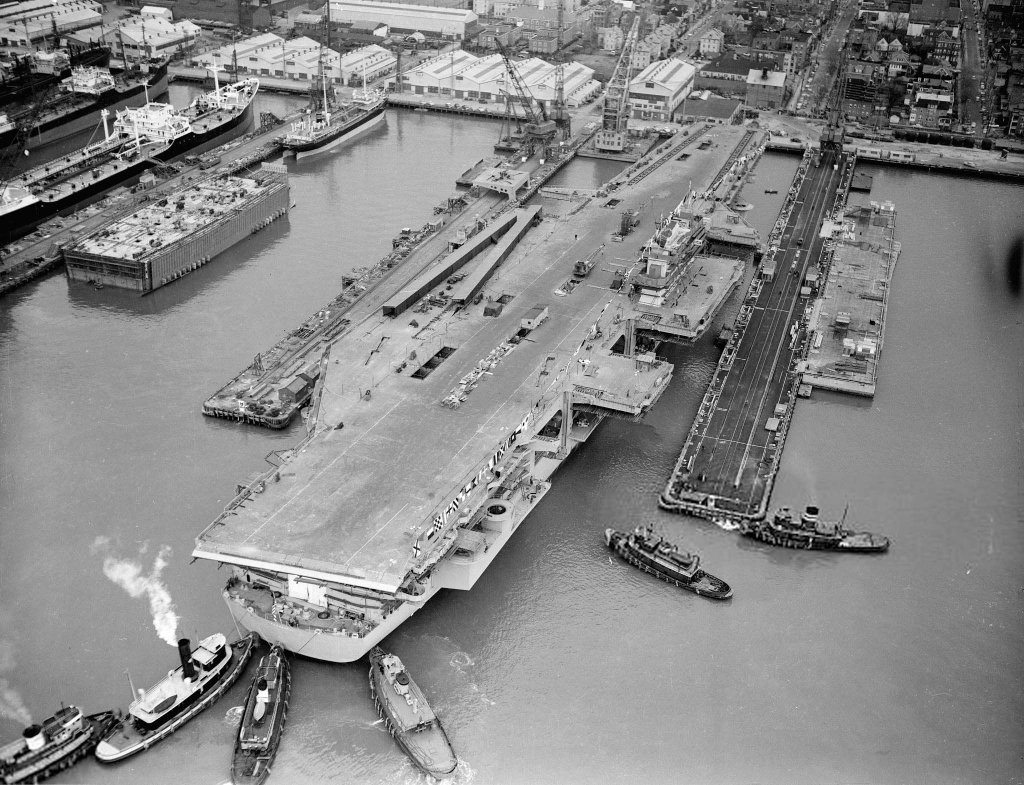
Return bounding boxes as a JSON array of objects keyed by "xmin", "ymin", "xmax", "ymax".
[
  {"xmin": 820, "ymin": 44, "xmax": 847, "ymax": 155},
  {"xmin": 595, "ymin": 16, "xmax": 640, "ymax": 153},
  {"xmin": 495, "ymin": 39, "xmax": 556, "ymax": 157}
]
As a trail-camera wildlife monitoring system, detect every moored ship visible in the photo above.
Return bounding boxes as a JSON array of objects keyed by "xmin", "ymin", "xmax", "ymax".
[
  {"xmin": 0, "ymin": 706, "xmax": 119, "ymax": 784},
  {"xmin": 740, "ymin": 505, "xmax": 890, "ymax": 552},
  {"xmin": 0, "ymin": 59, "xmax": 169, "ymax": 153},
  {"xmin": 0, "ymin": 73, "xmax": 258, "ymax": 242},
  {"xmin": 606, "ymin": 526, "xmax": 733, "ymax": 599},
  {"xmin": 231, "ymin": 644, "xmax": 291, "ymax": 785},
  {"xmin": 368, "ymin": 647, "xmax": 457, "ymax": 779},
  {"xmin": 278, "ymin": 85, "xmax": 386, "ymax": 159},
  {"xmin": 194, "ymin": 256, "xmax": 673, "ymax": 662},
  {"xmin": 95, "ymin": 633, "xmax": 257, "ymax": 763}
]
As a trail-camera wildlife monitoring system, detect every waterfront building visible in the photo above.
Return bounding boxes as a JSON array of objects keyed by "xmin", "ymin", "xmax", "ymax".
[
  {"xmin": 66, "ymin": 11, "xmax": 200, "ymax": 63},
  {"xmin": 745, "ymin": 67, "xmax": 787, "ymax": 110},
  {"xmin": 678, "ymin": 92, "xmax": 741, "ymax": 124},
  {"xmin": 191, "ymin": 35, "xmax": 352, "ymax": 85},
  {"xmin": 627, "ymin": 57, "xmax": 696, "ymax": 122},
  {"xmin": 397, "ymin": 50, "xmax": 599, "ymax": 107},
  {"xmin": 0, "ymin": 0, "xmax": 102, "ymax": 46},
  {"xmin": 328, "ymin": 0, "xmax": 479, "ymax": 41}
]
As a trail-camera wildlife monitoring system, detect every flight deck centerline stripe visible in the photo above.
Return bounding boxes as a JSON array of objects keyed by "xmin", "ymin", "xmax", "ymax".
[
  {"xmin": 244, "ymin": 400, "xmax": 404, "ymax": 543},
  {"xmin": 344, "ymin": 503, "xmax": 409, "ymax": 567}
]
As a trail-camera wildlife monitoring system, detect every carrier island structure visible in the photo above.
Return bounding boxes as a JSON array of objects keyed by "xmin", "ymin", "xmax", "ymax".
[{"xmin": 191, "ymin": 123, "xmax": 762, "ymax": 663}]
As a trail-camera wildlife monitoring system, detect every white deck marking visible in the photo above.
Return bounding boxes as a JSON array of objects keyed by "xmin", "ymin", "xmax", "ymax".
[
  {"xmin": 244, "ymin": 400, "xmax": 404, "ymax": 542},
  {"xmin": 344, "ymin": 504, "xmax": 409, "ymax": 566}
]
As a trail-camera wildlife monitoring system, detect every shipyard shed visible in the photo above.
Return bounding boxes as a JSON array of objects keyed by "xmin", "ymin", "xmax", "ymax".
[{"xmin": 65, "ymin": 164, "xmax": 289, "ymax": 292}]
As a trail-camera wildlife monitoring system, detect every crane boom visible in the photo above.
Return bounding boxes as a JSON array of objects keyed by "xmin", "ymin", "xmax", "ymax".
[{"xmin": 595, "ymin": 17, "xmax": 639, "ymax": 153}]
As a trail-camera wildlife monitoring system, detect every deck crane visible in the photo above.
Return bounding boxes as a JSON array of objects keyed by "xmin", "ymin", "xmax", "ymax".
[
  {"xmin": 595, "ymin": 16, "xmax": 640, "ymax": 153},
  {"xmin": 495, "ymin": 39, "xmax": 556, "ymax": 157}
]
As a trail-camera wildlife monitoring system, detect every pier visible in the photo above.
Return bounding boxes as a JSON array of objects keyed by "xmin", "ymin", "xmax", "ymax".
[{"xmin": 660, "ymin": 147, "xmax": 852, "ymax": 521}]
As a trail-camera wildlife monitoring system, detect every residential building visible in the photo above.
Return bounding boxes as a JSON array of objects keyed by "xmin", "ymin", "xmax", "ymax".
[{"xmin": 699, "ymin": 27, "xmax": 724, "ymax": 56}]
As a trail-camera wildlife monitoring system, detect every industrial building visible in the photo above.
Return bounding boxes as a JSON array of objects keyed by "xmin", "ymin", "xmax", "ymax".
[
  {"xmin": 328, "ymin": 0, "xmax": 479, "ymax": 41},
  {"xmin": 66, "ymin": 8, "xmax": 201, "ymax": 63},
  {"xmin": 0, "ymin": 0, "xmax": 102, "ymax": 46},
  {"xmin": 191, "ymin": 34, "xmax": 394, "ymax": 86},
  {"xmin": 627, "ymin": 57, "xmax": 696, "ymax": 122},
  {"xmin": 397, "ymin": 51, "xmax": 598, "ymax": 107},
  {"xmin": 745, "ymin": 67, "xmax": 787, "ymax": 110},
  {"xmin": 65, "ymin": 165, "xmax": 290, "ymax": 292}
]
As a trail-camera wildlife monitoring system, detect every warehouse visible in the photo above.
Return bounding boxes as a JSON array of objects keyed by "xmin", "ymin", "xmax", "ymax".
[
  {"xmin": 328, "ymin": 0, "xmax": 478, "ymax": 40},
  {"xmin": 192, "ymin": 34, "xmax": 346, "ymax": 85},
  {"xmin": 398, "ymin": 51, "xmax": 598, "ymax": 107},
  {"xmin": 627, "ymin": 57, "xmax": 696, "ymax": 122}
]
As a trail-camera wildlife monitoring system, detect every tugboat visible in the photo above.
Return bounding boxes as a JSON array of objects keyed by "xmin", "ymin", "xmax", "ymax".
[
  {"xmin": 740, "ymin": 505, "xmax": 890, "ymax": 552},
  {"xmin": 0, "ymin": 706, "xmax": 119, "ymax": 784},
  {"xmin": 231, "ymin": 645, "xmax": 291, "ymax": 785},
  {"xmin": 605, "ymin": 527, "xmax": 733, "ymax": 599},
  {"xmin": 368, "ymin": 647, "xmax": 458, "ymax": 780},
  {"xmin": 95, "ymin": 633, "xmax": 257, "ymax": 763}
]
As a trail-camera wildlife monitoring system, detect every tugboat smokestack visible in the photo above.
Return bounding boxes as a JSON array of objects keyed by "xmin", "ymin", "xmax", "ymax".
[{"xmin": 177, "ymin": 638, "xmax": 196, "ymax": 680}]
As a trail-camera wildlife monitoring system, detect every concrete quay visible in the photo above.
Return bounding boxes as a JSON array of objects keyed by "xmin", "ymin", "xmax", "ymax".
[{"xmin": 660, "ymin": 147, "xmax": 852, "ymax": 521}]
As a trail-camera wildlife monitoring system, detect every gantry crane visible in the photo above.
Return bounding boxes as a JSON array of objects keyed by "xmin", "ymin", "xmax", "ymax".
[{"xmin": 595, "ymin": 16, "xmax": 640, "ymax": 153}]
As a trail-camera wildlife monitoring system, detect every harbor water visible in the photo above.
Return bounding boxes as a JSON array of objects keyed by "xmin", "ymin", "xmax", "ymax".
[{"xmin": 1, "ymin": 118, "xmax": 1022, "ymax": 785}]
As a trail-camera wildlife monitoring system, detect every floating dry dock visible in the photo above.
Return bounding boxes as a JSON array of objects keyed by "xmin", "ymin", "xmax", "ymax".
[
  {"xmin": 64, "ymin": 164, "xmax": 289, "ymax": 292},
  {"xmin": 192, "ymin": 124, "xmax": 762, "ymax": 663}
]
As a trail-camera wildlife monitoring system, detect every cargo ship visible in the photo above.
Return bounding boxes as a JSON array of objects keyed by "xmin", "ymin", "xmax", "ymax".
[
  {"xmin": 278, "ymin": 85, "xmax": 386, "ymax": 159},
  {"xmin": 0, "ymin": 46, "xmax": 110, "ymax": 108},
  {"xmin": 0, "ymin": 73, "xmax": 258, "ymax": 243},
  {"xmin": 0, "ymin": 59, "xmax": 169, "ymax": 153},
  {"xmin": 740, "ymin": 505, "xmax": 890, "ymax": 552}
]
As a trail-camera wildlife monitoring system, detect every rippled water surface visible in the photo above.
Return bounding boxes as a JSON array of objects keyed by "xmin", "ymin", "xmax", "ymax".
[{"xmin": 1, "ymin": 123, "xmax": 1021, "ymax": 785}]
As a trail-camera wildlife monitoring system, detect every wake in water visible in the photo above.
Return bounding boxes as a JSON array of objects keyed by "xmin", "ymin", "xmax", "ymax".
[
  {"xmin": 449, "ymin": 651, "xmax": 474, "ymax": 673},
  {"xmin": 0, "ymin": 639, "xmax": 32, "ymax": 725},
  {"xmin": 91, "ymin": 537, "xmax": 180, "ymax": 646},
  {"xmin": 223, "ymin": 705, "xmax": 245, "ymax": 724},
  {"xmin": 711, "ymin": 517, "xmax": 742, "ymax": 532}
]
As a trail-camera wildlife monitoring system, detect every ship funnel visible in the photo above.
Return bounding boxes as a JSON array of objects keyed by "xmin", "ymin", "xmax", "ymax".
[
  {"xmin": 177, "ymin": 638, "xmax": 197, "ymax": 681},
  {"xmin": 23, "ymin": 725, "xmax": 45, "ymax": 751},
  {"xmin": 253, "ymin": 677, "xmax": 270, "ymax": 723},
  {"xmin": 801, "ymin": 505, "xmax": 820, "ymax": 529}
]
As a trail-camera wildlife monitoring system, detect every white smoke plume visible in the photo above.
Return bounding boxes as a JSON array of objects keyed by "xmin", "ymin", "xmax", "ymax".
[
  {"xmin": 0, "ymin": 640, "xmax": 31, "ymax": 726},
  {"xmin": 98, "ymin": 543, "xmax": 180, "ymax": 647}
]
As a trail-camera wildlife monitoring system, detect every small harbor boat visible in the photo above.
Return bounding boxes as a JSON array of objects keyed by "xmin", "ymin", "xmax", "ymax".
[
  {"xmin": 733, "ymin": 202, "xmax": 753, "ymax": 211},
  {"xmin": 1, "ymin": 706, "xmax": 119, "ymax": 784},
  {"xmin": 605, "ymin": 527, "xmax": 732, "ymax": 599},
  {"xmin": 740, "ymin": 506, "xmax": 890, "ymax": 552},
  {"xmin": 95, "ymin": 632, "xmax": 257, "ymax": 763},
  {"xmin": 231, "ymin": 645, "xmax": 291, "ymax": 785},
  {"xmin": 368, "ymin": 647, "xmax": 457, "ymax": 779},
  {"xmin": 764, "ymin": 188, "xmax": 779, "ymax": 194}
]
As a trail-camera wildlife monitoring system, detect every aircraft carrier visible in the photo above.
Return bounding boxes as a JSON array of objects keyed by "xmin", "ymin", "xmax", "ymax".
[{"xmin": 191, "ymin": 123, "xmax": 761, "ymax": 662}]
